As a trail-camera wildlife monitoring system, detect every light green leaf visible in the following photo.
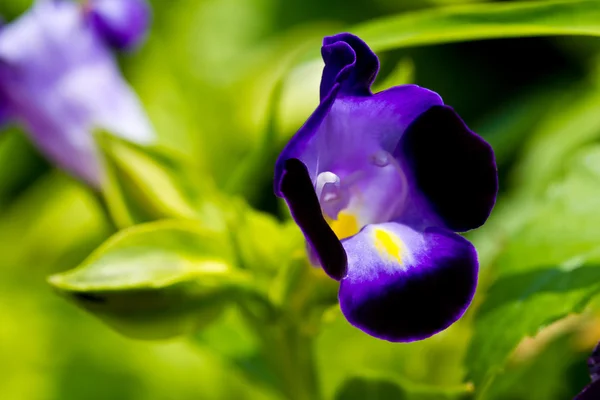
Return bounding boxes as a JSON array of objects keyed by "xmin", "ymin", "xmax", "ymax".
[
  {"xmin": 351, "ymin": 0, "xmax": 600, "ymax": 52},
  {"xmin": 98, "ymin": 134, "xmax": 224, "ymax": 229},
  {"xmin": 466, "ymin": 145, "xmax": 600, "ymax": 394},
  {"xmin": 49, "ymin": 219, "xmax": 265, "ymax": 340}
]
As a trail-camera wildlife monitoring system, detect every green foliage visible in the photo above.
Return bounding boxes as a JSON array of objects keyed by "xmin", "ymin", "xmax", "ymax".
[
  {"xmin": 98, "ymin": 134, "xmax": 213, "ymax": 228},
  {"xmin": 48, "ymin": 220, "xmax": 258, "ymax": 339},
  {"xmin": 467, "ymin": 146, "xmax": 600, "ymax": 395},
  {"xmin": 232, "ymin": 203, "xmax": 305, "ymax": 274},
  {"xmin": 483, "ymin": 333, "xmax": 587, "ymax": 400}
]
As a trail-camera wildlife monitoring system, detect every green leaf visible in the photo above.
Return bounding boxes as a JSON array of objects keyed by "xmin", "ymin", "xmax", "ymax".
[
  {"xmin": 468, "ymin": 266, "xmax": 600, "ymax": 395},
  {"xmin": 98, "ymin": 134, "xmax": 226, "ymax": 229},
  {"xmin": 48, "ymin": 219, "xmax": 265, "ymax": 340},
  {"xmin": 351, "ymin": 0, "xmax": 600, "ymax": 52},
  {"xmin": 466, "ymin": 145, "xmax": 600, "ymax": 394}
]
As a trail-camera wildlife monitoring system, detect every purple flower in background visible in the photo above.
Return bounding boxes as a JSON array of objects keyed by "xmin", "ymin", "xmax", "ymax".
[
  {"xmin": 0, "ymin": 0, "xmax": 153, "ymax": 187},
  {"xmin": 275, "ymin": 33, "xmax": 498, "ymax": 342},
  {"xmin": 574, "ymin": 342, "xmax": 600, "ymax": 400}
]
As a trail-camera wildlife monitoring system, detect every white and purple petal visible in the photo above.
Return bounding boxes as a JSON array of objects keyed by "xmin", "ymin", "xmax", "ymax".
[
  {"xmin": 86, "ymin": 0, "xmax": 150, "ymax": 50},
  {"xmin": 339, "ymin": 222, "xmax": 478, "ymax": 342}
]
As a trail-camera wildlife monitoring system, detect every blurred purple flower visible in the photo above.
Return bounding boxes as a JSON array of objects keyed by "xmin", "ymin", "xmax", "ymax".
[
  {"xmin": 575, "ymin": 342, "xmax": 600, "ymax": 400},
  {"xmin": 0, "ymin": 0, "xmax": 153, "ymax": 187},
  {"xmin": 275, "ymin": 33, "xmax": 498, "ymax": 342}
]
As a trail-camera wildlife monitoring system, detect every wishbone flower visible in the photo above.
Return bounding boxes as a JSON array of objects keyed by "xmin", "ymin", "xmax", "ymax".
[
  {"xmin": 274, "ymin": 33, "xmax": 498, "ymax": 342},
  {"xmin": 0, "ymin": 0, "xmax": 153, "ymax": 188}
]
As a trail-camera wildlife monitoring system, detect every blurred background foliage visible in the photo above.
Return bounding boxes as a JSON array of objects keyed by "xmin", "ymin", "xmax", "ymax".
[{"xmin": 3, "ymin": 0, "xmax": 600, "ymax": 399}]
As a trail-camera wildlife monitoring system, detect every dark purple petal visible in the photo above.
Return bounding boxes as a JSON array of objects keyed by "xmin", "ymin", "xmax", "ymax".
[
  {"xmin": 396, "ymin": 105, "xmax": 498, "ymax": 232},
  {"xmin": 87, "ymin": 0, "xmax": 150, "ymax": 50},
  {"xmin": 280, "ymin": 158, "xmax": 347, "ymax": 280},
  {"xmin": 575, "ymin": 381, "xmax": 600, "ymax": 400},
  {"xmin": 320, "ymin": 33, "xmax": 379, "ymax": 99},
  {"xmin": 339, "ymin": 222, "xmax": 478, "ymax": 342}
]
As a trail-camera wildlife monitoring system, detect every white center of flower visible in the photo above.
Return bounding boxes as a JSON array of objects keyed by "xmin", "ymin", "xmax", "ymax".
[{"xmin": 316, "ymin": 171, "xmax": 341, "ymax": 203}]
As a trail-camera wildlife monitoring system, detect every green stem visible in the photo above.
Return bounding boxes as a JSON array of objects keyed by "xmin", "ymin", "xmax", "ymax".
[
  {"xmin": 265, "ymin": 324, "xmax": 320, "ymax": 400},
  {"xmin": 243, "ymin": 309, "xmax": 320, "ymax": 400}
]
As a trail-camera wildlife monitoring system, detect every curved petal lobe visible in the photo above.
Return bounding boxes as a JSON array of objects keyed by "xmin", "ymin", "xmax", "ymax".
[
  {"xmin": 339, "ymin": 222, "xmax": 478, "ymax": 342},
  {"xmin": 396, "ymin": 105, "xmax": 497, "ymax": 232},
  {"xmin": 320, "ymin": 33, "xmax": 379, "ymax": 99}
]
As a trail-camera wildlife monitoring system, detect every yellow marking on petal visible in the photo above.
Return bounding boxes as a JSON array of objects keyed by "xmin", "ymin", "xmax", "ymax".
[
  {"xmin": 329, "ymin": 212, "xmax": 360, "ymax": 240},
  {"xmin": 374, "ymin": 228, "xmax": 404, "ymax": 264}
]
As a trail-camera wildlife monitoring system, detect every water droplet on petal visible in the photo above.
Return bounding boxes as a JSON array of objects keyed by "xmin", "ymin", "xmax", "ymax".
[{"xmin": 371, "ymin": 151, "xmax": 390, "ymax": 167}]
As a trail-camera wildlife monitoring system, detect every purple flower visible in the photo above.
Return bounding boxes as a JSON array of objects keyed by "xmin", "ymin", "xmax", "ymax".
[
  {"xmin": 575, "ymin": 342, "xmax": 600, "ymax": 400},
  {"xmin": 274, "ymin": 33, "xmax": 498, "ymax": 342},
  {"xmin": 0, "ymin": 0, "xmax": 153, "ymax": 188}
]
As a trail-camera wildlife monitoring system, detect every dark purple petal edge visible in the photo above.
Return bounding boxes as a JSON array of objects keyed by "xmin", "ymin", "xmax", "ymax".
[{"xmin": 396, "ymin": 105, "xmax": 498, "ymax": 232}]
